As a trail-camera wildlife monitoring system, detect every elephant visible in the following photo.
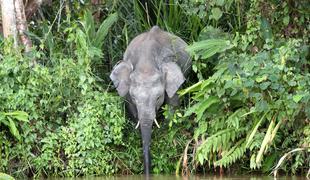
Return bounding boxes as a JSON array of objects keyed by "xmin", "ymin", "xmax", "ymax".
[{"xmin": 110, "ymin": 26, "xmax": 191, "ymax": 175}]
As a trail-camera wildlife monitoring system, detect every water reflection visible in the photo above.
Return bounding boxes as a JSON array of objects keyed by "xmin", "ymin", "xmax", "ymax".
[{"xmin": 52, "ymin": 175, "xmax": 305, "ymax": 180}]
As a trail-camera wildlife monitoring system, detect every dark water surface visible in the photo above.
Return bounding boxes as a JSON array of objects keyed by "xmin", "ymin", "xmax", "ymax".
[{"xmin": 50, "ymin": 175, "xmax": 307, "ymax": 180}]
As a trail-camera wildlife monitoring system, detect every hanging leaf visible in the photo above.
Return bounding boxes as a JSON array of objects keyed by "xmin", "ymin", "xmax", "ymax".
[
  {"xmin": 8, "ymin": 117, "xmax": 21, "ymax": 141},
  {"xmin": 93, "ymin": 13, "xmax": 118, "ymax": 49},
  {"xmin": 256, "ymin": 118, "xmax": 275, "ymax": 165},
  {"xmin": 246, "ymin": 112, "xmax": 267, "ymax": 147}
]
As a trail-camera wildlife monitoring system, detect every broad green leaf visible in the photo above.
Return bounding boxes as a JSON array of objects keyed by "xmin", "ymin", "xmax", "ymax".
[
  {"xmin": 179, "ymin": 81, "xmax": 203, "ymax": 96},
  {"xmin": 262, "ymin": 153, "xmax": 278, "ymax": 173},
  {"xmin": 201, "ymin": 46, "xmax": 222, "ymax": 59},
  {"xmin": 94, "ymin": 13, "xmax": 118, "ymax": 49},
  {"xmin": 76, "ymin": 29, "xmax": 87, "ymax": 50},
  {"xmin": 187, "ymin": 39, "xmax": 229, "ymax": 52},
  {"xmin": 8, "ymin": 117, "xmax": 21, "ymax": 140},
  {"xmin": 4, "ymin": 111, "xmax": 29, "ymax": 122},
  {"xmin": 255, "ymin": 100, "xmax": 269, "ymax": 112},
  {"xmin": 186, "ymin": 39, "xmax": 232, "ymax": 59}
]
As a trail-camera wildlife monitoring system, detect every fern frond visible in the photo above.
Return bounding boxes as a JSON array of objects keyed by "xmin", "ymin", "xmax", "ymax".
[
  {"xmin": 227, "ymin": 108, "xmax": 247, "ymax": 129},
  {"xmin": 214, "ymin": 139, "xmax": 246, "ymax": 167},
  {"xmin": 197, "ymin": 128, "xmax": 245, "ymax": 163},
  {"xmin": 184, "ymin": 96, "xmax": 220, "ymax": 121}
]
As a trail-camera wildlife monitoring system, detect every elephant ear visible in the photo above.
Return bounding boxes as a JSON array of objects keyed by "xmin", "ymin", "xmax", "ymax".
[
  {"xmin": 162, "ymin": 62, "xmax": 185, "ymax": 98},
  {"xmin": 110, "ymin": 61, "xmax": 133, "ymax": 97}
]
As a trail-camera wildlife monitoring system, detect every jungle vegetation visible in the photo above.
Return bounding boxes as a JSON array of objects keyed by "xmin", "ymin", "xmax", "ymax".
[{"xmin": 0, "ymin": 0, "xmax": 309, "ymax": 178}]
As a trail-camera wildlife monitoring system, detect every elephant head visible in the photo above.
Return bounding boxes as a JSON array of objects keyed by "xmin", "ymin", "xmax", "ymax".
[{"xmin": 110, "ymin": 26, "xmax": 190, "ymax": 174}]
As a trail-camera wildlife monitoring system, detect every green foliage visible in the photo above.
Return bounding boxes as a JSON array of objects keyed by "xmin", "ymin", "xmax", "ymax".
[
  {"xmin": 1, "ymin": 0, "xmax": 310, "ymax": 177},
  {"xmin": 0, "ymin": 11, "xmax": 125, "ymax": 177},
  {"xmin": 34, "ymin": 92, "xmax": 125, "ymax": 176},
  {"xmin": 182, "ymin": 18, "xmax": 309, "ymax": 174}
]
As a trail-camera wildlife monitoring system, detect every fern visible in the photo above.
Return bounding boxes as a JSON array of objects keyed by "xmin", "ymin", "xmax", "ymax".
[
  {"xmin": 226, "ymin": 108, "xmax": 247, "ymax": 129},
  {"xmin": 197, "ymin": 128, "xmax": 245, "ymax": 164},
  {"xmin": 214, "ymin": 139, "xmax": 246, "ymax": 167},
  {"xmin": 184, "ymin": 96, "xmax": 220, "ymax": 121}
]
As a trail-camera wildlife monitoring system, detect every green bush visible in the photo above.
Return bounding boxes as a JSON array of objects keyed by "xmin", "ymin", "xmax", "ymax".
[
  {"xmin": 182, "ymin": 15, "xmax": 309, "ymax": 174},
  {"xmin": 0, "ymin": 12, "xmax": 126, "ymax": 177}
]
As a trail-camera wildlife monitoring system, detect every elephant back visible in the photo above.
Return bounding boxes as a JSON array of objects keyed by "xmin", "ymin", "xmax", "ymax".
[{"xmin": 124, "ymin": 26, "xmax": 191, "ymax": 75}]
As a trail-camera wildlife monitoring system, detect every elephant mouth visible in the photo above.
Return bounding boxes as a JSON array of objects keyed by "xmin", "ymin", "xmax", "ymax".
[{"xmin": 135, "ymin": 119, "xmax": 160, "ymax": 129}]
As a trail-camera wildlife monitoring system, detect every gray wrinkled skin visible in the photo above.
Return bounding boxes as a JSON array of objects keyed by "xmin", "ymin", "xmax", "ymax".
[{"xmin": 110, "ymin": 26, "xmax": 191, "ymax": 175}]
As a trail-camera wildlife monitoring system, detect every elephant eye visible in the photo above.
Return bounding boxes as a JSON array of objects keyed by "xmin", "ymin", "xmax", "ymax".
[{"xmin": 156, "ymin": 95, "xmax": 161, "ymax": 103}]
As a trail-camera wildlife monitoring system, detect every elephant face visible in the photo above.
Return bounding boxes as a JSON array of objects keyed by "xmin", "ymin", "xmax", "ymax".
[
  {"xmin": 110, "ymin": 60, "xmax": 185, "ymax": 123},
  {"xmin": 129, "ymin": 70, "xmax": 165, "ymax": 122}
]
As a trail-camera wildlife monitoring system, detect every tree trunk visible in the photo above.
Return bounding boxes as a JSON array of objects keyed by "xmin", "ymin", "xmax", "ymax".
[
  {"xmin": 1, "ymin": 0, "xmax": 32, "ymax": 51},
  {"xmin": 15, "ymin": 0, "xmax": 32, "ymax": 51},
  {"xmin": 1, "ymin": 0, "xmax": 18, "ymax": 47}
]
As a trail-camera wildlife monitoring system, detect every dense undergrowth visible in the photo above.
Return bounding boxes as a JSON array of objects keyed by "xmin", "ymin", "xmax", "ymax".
[{"xmin": 0, "ymin": 0, "xmax": 309, "ymax": 178}]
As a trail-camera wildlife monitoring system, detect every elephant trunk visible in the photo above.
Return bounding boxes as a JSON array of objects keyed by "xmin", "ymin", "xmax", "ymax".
[{"xmin": 140, "ymin": 119, "xmax": 153, "ymax": 175}]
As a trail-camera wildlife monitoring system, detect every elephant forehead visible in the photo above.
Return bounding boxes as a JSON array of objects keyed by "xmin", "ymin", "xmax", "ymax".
[{"xmin": 130, "ymin": 71, "xmax": 162, "ymax": 84}]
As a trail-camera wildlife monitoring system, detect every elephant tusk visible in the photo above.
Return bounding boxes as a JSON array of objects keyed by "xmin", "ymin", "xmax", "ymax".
[
  {"xmin": 154, "ymin": 119, "xmax": 160, "ymax": 128},
  {"xmin": 135, "ymin": 121, "xmax": 140, "ymax": 129}
]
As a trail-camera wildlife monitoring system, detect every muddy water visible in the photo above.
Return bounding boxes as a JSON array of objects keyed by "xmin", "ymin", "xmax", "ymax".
[{"xmin": 52, "ymin": 175, "xmax": 306, "ymax": 180}]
